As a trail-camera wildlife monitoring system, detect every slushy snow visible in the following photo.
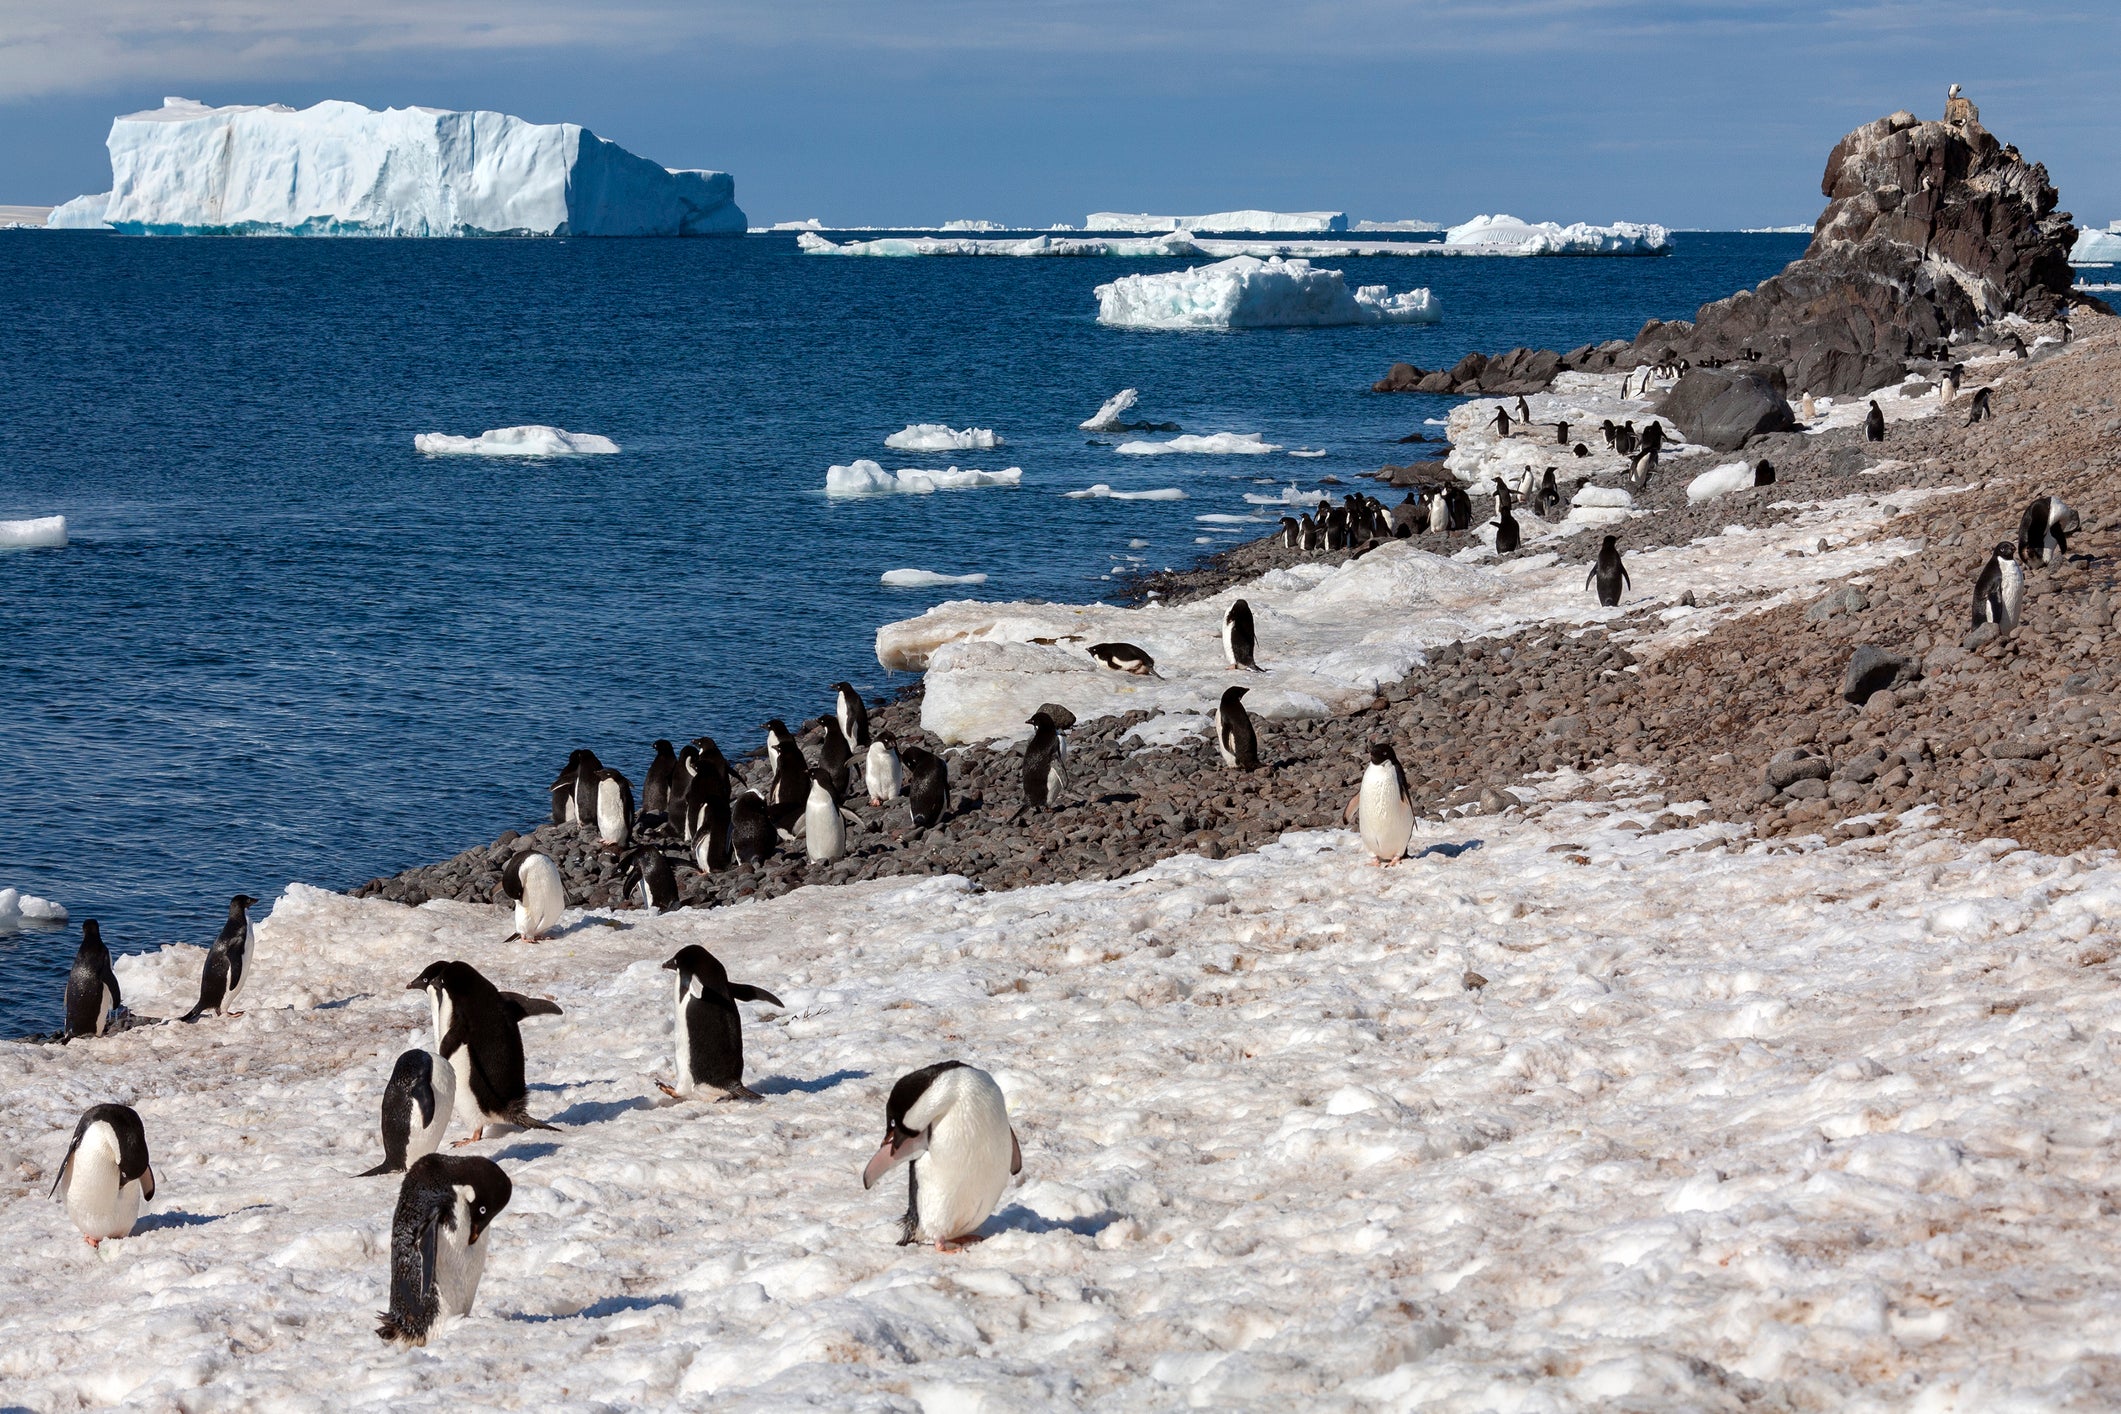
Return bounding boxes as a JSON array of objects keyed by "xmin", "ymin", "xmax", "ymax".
[
  {"xmin": 1095, "ymin": 256, "xmax": 1439, "ymax": 330},
  {"xmin": 1444, "ymin": 214, "xmax": 1670, "ymax": 255},
  {"xmin": 0, "ymin": 515, "xmax": 68, "ymax": 549},
  {"xmin": 824, "ymin": 461, "xmax": 1023, "ymax": 496},
  {"xmin": 414, "ymin": 427, "xmax": 620, "ymax": 457},
  {"xmin": 1115, "ymin": 433, "xmax": 1282, "ymax": 456},
  {"xmin": 1084, "ymin": 210, "xmax": 1348, "ymax": 233},
  {"xmin": 880, "ymin": 569, "xmax": 989, "ymax": 587},
  {"xmin": 883, "ymin": 424, "xmax": 1003, "ymax": 452},
  {"xmin": 52, "ymin": 97, "xmax": 745, "ymax": 237}
]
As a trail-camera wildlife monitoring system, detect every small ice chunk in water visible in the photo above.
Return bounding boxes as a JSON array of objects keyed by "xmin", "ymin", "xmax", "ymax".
[
  {"xmin": 414, "ymin": 426, "xmax": 620, "ymax": 456},
  {"xmin": 0, "ymin": 515, "xmax": 67, "ymax": 549},
  {"xmin": 881, "ymin": 569, "xmax": 989, "ymax": 587},
  {"xmin": 884, "ymin": 424, "xmax": 1003, "ymax": 451},
  {"xmin": 0, "ymin": 888, "xmax": 67, "ymax": 928},
  {"xmin": 1081, "ymin": 389, "xmax": 1140, "ymax": 431},
  {"xmin": 826, "ymin": 460, "xmax": 1023, "ymax": 495},
  {"xmin": 1116, "ymin": 433, "xmax": 1282, "ymax": 456},
  {"xmin": 1064, "ymin": 484, "xmax": 1186, "ymax": 500}
]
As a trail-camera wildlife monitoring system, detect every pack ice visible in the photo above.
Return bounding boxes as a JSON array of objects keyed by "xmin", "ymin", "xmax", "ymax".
[
  {"xmin": 1095, "ymin": 256, "xmax": 1440, "ymax": 330},
  {"xmin": 47, "ymin": 98, "xmax": 746, "ymax": 237}
]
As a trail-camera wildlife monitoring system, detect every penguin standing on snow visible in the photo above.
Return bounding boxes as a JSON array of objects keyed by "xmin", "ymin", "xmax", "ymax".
[
  {"xmin": 500, "ymin": 850, "xmax": 565, "ymax": 943},
  {"xmin": 621, "ymin": 845, "xmax": 681, "ymax": 912},
  {"xmin": 375, "ymin": 1154, "xmax": 512, "ymax": 1346},
  {"xmin": 407, "ymin": 961, "xmax": 561, "ymax": 1144},
  {"xmin": 1215, "ymin": 685, "xmax": 1259, "ymax": 771},
  {"xmin": 594, "ymin": 769, "xmax": 634, "ymax": 852},
  {"xmin": 1490, "ymin": 405, "xmax": 1511, "ymax": 438},
  {"xmin": 51, "ymin": 1103, "xmax": 155, "ymax": 1247},
  {"xmin": 834, "ymin": 682, "xmax": 871, "ymax": 751},
  {"xmin": 866, "ymin": 733, "xmax": 904, "ymax": 806},
  {"xmin": 901, "ymin": 744, "xmax": 950, "ymax": 828},
  {"xmin": 657, "ymin": 945, "xmax": 784, "ymax": 1102},
  {"xmin": 1350, "ymin": 741, "xmax": 1415, "ymax": 866},
  {"xmin": 640, "ymin": 740, "xmax": 678, "ymax": 822},
  {"xmin": 2017, "ymin": 496, "xmax": 2079, "ymax": 567},
  {"xmin": 64, "ymin": 920, "xmax": 124, "ymax": 1039},
  {"xmin": 1021, "ymin": 711, "xmax": 1067, "ymax": 811},
  {"xmin": 1492, "ymin": 478, "xmax": 1521, "ymax": 554},
  {"xmin": 1588, "ymin": 535, "xmax": 1631, "ymax": 607},
  {"xmin": 1864, "ymin": 400, "xmax": 1886, "ymax": 442},
  {"xmin": 802, "ymin": 768, "xmax": 858, "ymax": 863},
  {"xmin": 1971, "ymin": 542, "xmax": 2024, "ymax": 632},
  {"xmin": 360, "ymin": 1050, "xmax": 454, "ymax": 1176},
  {"xmin": 731, "ymin": 790, "xmax": 776, "ymax": 865},
  {"xmin": 1536, "ymin": 467, "xmax": 1561, "ymax": 519},
  {"xmin": 861, "ymin": 1061, "xmax": 1022, "ymax": 1251},
  {"xmin": 1223, "ymin": 599, "xmax": 1260, "ymax": 670},
  {"xmin": 183, "ymin": 894, "xmax": 259, "ymax": 1022}
]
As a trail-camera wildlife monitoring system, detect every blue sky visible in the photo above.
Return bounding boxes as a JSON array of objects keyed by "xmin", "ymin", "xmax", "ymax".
[{"xmin": 3, "ymin": 1, "xmax": 2116, "ymax": 228}]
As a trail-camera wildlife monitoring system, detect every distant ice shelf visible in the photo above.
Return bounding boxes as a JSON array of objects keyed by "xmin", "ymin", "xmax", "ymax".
[
  {"xmin": 1115, "ymin": 433, "xmax": 1282, "ymax": 456},
  {"xmin": 799, "ymin": 232, "xmax": 1462, "ymax": 259},
  {"xmin": 881, "ymin": 568, "xmax": 988, "ymax": 587},
  {"xmin": 1085, "ymin": 210, "xmax": 1348, "ymax": 234},
  {"xmin": 49, "ymin": 97, "xmax": 745, "ymax": 237},
  {"xmin": 1095, "ymin": 256, "xmax": 1440, "ymax": 330},
  {"xmin": 414, "ymin": 426, "xmax": 620, "ymax": 456}
]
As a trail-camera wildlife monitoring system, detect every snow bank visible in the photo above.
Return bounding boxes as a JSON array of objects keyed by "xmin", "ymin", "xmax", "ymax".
[
  {"xmin": 1443, "ymin": 214, "xmax": 1670, "ymax": 255},
  {"xmin": 1081, "ymin": 389, "xmax": 1140, "ymax": 431},
  {"xmin": 824, "ymin": 460, "xmax": 1023, "ymax": 496},
  {"xmin": 1115, "ymin": 433, "xmax": 1282, "ymax": 456},
  {"xmin": 1095, "ymin": 256, "xmax": 1440, "ymax": 330},
  {"xmin": 0, "ymin": 515, "xmax": 68, "ymax": 549},
  {"xmin": 1064, "ymin": 485, "xmax": 1186, "ymax": 501},
  {"xmin": 880, "ymin": 569, "xmax": 989, "ymax": 587},
  {"xmin": 0, "ymin": 887, "xmax": 67, "ymax": 928},
  {"xmin": 1085, "ymin": 210, "xmax": 1348, "ymax": 233},
  {"xmin": 2069, "ymin": 224, "xmax": 2121, "ymax": 263},
  {"xmin": 1686, "ymin": 461, "xmax": 1760, "ymax": 503},
  {"xmin": 59, "ymin": 97, "xmax": 744, "ymax": 237},
  {"xmin": 414, "ymin": 426, "xmax": 620, "ymax": 457},
  {"xmin": 883, "ymin": 424, "xmax": 1002, "ymax": 452}
]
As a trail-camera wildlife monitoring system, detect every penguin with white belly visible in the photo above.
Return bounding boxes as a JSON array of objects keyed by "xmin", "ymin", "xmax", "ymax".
[
  {"xmin": 1021, "ymin": 711, "xmax": 1068, "ymax": 811},
  {"xmin": 500, "ymin": 850, "xmax": 566, "ymax": 943},
  {"xmin": 862, "ymin": 1061, "xmax": 1022, "ymax": 1251},
  {"xmin": 656, "ymin": 945, "xmax": 784, "ymax": 1102},
  {"xmin": 183, "ymin": 894, "xmax": 259, "ymax": 1022},
  {"xmin": 376, "ymin": 1154, "xmax": 512, "ymax": 1346},
  {"xmin": 1350, "ymin": 741, "xmax": 1414, "ymax": 866},
  {"xmin": 1215, "ymin": 685, "xmax": 1259, "ymax": 771},
  {"xmin": 360, "ymin": 1049, "xmax": 454, "ymax": 1176},
  {"xmin": 51, "ymin": 1103, "xmax": 155, "ymax": 1247},
  {"xmin": 802, "ymin": 768, "xmax": 859, "ymax": 863},
  {"xmin": 63, "ymin": 920, "xmax": 124, "ymax": 1039},
  {"xmin": 866, "ymin": 732, "xmax": 904, "ymax": 807},
  {"xmin": 407, "ymin": 961, "xmax": 562, "ymax": 1144}
]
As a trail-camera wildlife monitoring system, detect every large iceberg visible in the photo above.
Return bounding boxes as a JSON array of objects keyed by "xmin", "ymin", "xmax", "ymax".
[
  {"xmin": 1443, "ymin": 214, "xmax": 1669, "ymax": 255},
  {"xmin": 1085, "ymin": 210, "xmax": 1348, "ymax": 233},
  {"xmin": 50, "ymin": 97, "xmax": 745, "ymax": 237},
  {"xmin": 1094, "ymin": 255, "xmax": 1440, "ymax": 330},
  {"xmin": 2071, "ymin": 222, "xmax": 2121, "ymax": 263}
]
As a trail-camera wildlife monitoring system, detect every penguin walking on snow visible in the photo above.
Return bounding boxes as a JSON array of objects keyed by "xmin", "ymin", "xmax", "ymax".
[
  {"xmin": 407, "ymin": 960, "xmax": 561, "ymax": 1144},
  {"xmin": 360, "ymin": 1050, "xmax": 454, "ymax": 1176},
  {"xmin": 802, "ymin": 768, "xmax": 858, "ymax": 863},
  {"xmin": 1215, "ymin": 685, "xmax": 1259, "ymax": 771},
  {"xmin": 1588, "ymin": 535, "xmax": 1631, "ymax": 607},
  {"xmin": 834, "ymin": 682, "xmax": 871, "ymax": 751},
  {"xmin": 183, "ymin": 894, "xmax": 259, "ymax": 1022},
  {"xmin": 901, "ymin": 744, "xmax": 950, "ymax": 828},
  {"xmin": 2017, "ymin": 496, "xmax": 2079, "ymax": 567},
  {"xmin": 1972, "ymin": 542, "xmax": 2024, "ymax": 632},
  {"xmin": 64, "ymin": 920, "xmax": 124, "ymax": 1040},
  {"xmin": 1351, "ymin": 741, "xmax": 1415, "ymax": 866},
  {"xmin": 657, "ymin": 945, "xmax": 784, "ymax": 1102},
  {"xmin": 1864, "ymin": 400, "xmax": 1886, "ymax": 442},
  {"xmin": 862, "ymin": 1061, "xmax": 1022, "ymax": 1251},
  {"xmin": 376, "ymin": 1154, "xmax": 511, "ymax": 1346},
  {"xmin": 500, "ymin": 850, "xmax": 565, "ymax": 943},
  {"xmin": 866, "ymin": 733, "xmax": 904, "ymax": 806},
  {"xmin": 51, "ymin": 1103, "xmax": 155, "ymax": 1247},
  {"xmin": 1021, "ymin": 711, "xmax": 1067, "ymax": 811},
  {"xmin": 1492, "ymin": 478, "xmax": 1520, "ymax": 554},
  {"xmin": 622, "ymin": 845, "xmax": 681, "ymax": 912},
  {"xmin": 1223, "ymin": 599, "xmax": 1260, "ymax": 670}
]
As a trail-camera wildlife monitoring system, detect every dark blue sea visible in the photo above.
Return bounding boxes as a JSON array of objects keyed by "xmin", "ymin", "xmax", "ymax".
[{"xmin": 0, "ymin": 230, "xmax": 1806, "ymax": 1035}]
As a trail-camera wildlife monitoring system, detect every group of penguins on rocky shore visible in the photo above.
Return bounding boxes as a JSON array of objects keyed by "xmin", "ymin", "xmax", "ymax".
[{"xmin": 43, "ymin": 449, "xmax": 2077, "ymax": 1344}]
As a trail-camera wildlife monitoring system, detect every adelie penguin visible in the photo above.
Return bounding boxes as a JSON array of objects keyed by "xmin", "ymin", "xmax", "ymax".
[
  {"xmin": 657, "ymin": 945, "xmax": 784, "ymax": 1103},
  {"xmin": 1350, "ymin": 741, "xmax": 1414, "ymax": 866},
  {"xmin": 1964, "ymin": 386, "xmax": 1992, "ymax": 425},
  {"xmin": 640, "ymin": 739, "xmax": 678, "ymax": 823},
  {"xmin": 376, "ymin": 1154, "xmax": 511, "ymax": 1347},
  {"xmin": 1215, "ymin": 685, "xmax": 1259, "ymax": 771},
  {"xmin": 51, "ymin": 1103, "xmax": 155, "ymax": 1247},
  {"xmin": 622, "ymin": 844, "xmax": 681, "ymax": 912},
  {"xmin": 1279, "ymin": 516, "xmax": 1300, "ymax": 549},
  {"xmin": 764, "ymin": 718, "xmax": 801, "ymax": 779},
  {"xmin": 1444, "ymin": 485, "xmax": 1472, "ymax": 535},
  {"xmin": 833, "ymin": 681, "xmax": 871, "ymax": 751},
  {"xmin": 1087, "ymin": 642, "xmax": 1159, "ymax": 677},
  {"xmin": 64, "ymin": 920, "xmax": 124, "ymax": 1040},
  {"xmin": 1021, "ymin": 711, "xmax": 1068, "ymax": 811},
  {"xmin": 767, "ymin": 737, "xmax": 809, "ymax": 834},
  {"xmin": 549, "ymin": 749, "xmax": 590, "ymax": 824},
  {"xmin": 1972, "ymin": 541, "xmax": 2024, "ymax": 632},
  {"xmin": 866, "ymin": 732, "xmax": 904, "ymax": 806},
  {"xmin": 183, "ymin": 894, "xmax": 258, "ymax": 1022},
  {"xmin": 360, "ymin": 1049, "xmax": 453, "ymax": 1176},
  {"xmin": 731, "ymin": 789, "xmax": 776, "ymax": 865},
  {"xmin": 2017, "ymin": 495, "xmax": 2079, "ymax": 568},
  {"xmin": 569, "ymin": 749, "xmax": 604, "ymax": 825},
  {"xmin": 1223, "ymin": 598, "xmax": 1260, "ymax": 671},
  {"xmin": 407, "ymin": 960, "xmax": 562, "ymax": 1144},
  {"xmin": 901, "ymin": 744, "xmax": 950, "ymax": 828},
  {"xmin": 862, "ymin": 1061, "xmax": 1021, "ymax": 1252},
  {"xmin": 815, "ymin": 714, "xmax": 855, "ymax": 801},
  {"xmin": 595, "ymin": 768, "xmax": 634, "ymax": 852},
  {"xmin": 500, "ymin": 849, "xmax": 566, "ymax": 943},
  {"xmin": 1864, "ymin": 400, "xmax": 1886, "ymax": 442},
  {"xmin": 1491, "ymin": 478, "xmax": 1520, "ymax": 554},
  {"xmin": 802, "ymin": 767, "xmax": 859, "ymax": 863},
  {"xmin": 1588, "ymin": 535, "xmax": 1631, "ymax": 608}
]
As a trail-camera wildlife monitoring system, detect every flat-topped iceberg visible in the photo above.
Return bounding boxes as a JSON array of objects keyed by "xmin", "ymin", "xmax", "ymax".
[
  {"xmin": 1085, "ymin": 210, "xmax": 1348, "ymax": 233},
  {"xmin": 0, "ymin": 515, "xmax": 68, "ymax": 549},
  {"xmin": 1095, "ymin": 256, "xmax": 1440, "ymax": 330},
  {"xmin": 1115, "ymin": 433, "xmax": 1282, "ymax": 456},
  {"xmin": 1444, "ymin": 214, "xmax": 1669, "ymax": 255},
  {"xmin": 52, "ymin": 97, "xmax": 745, "ymax": 237},
  {"xmin": 415, "ymin": 426, "xmax": 619, "ymax": 456},
  {"xmin": 825, "ymin": 461, "xmax": 1023, "ymax": 496},
  {"xmin": 884, "ymin": 424, "xmax": 1002, "ymax": 451},
  {"xmin": 2071, "ymin": 223, "xmax": 2121, "ymax": 263}
]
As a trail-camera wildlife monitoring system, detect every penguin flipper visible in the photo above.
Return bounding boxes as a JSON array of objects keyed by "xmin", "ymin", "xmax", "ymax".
[
  {"xmin": 1343, "ymin": 794, "xmax": 1361, "ymax": 826},
  {"xmin": 140, "ymin": 1165, "xmax": 155, "ymax": 1203},
  {"xmin": 727, "ymin": 983, "xmax": 784, "ymax": 1008},
  {"xmin": 501, "ymin": 992, "xmax": 564, "ymax": 1020},
  {"xmin": 1010, "ymin": 1129, "xmax": 1022, "ymax": 1176}
]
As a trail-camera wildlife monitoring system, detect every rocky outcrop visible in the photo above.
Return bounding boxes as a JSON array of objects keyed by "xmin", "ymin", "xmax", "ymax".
[
  {"xmin": 1656, "ymin": 365, "xmax": 1796, "ymax": 451},
  {"xmin": 1374, "ymin": 97, "xmax": 2096, "ymax": 401}
]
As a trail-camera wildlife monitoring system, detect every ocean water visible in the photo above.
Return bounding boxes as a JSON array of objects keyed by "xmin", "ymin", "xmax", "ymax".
[{"xmin": 0, "ymin": 230, "xmax": 1805, "ymax": 1036}]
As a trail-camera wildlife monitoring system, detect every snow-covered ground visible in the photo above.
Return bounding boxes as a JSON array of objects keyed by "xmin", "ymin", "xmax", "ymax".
[
  {"xmin": 1443, "ymin": 370, "xmax": 1696, "ymax": 489},
  {"xmin": 1095, "ymin": 256, "xmax": 1439, "ymax": 330},
  {"xmin": 8, "ymin": 771, "xmax": 2119, "ymax": 1408}
]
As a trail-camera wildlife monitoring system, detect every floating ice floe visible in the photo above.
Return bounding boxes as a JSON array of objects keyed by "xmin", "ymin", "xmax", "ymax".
[
  {"xmin": 824, "ymin": 460, "xmax": 1024, "ymax": 496},
  {"xmin": 1443, "ymin": 214, "xmax": 1670, "ymax": 255},
  {"xmin": 1115, "ymin": 433, "xmax": 1282, "ymax": 456},
  {"xmin": 1085, "ymin": 210, "xmax": 1348, "ymax": 234},
  {"xmin": 1095, "ymin": 256, "xmax": 1440, "ymax": 330},
  {"xmin": 0, "ymin": 888, "xmax": 67, "ymax": 928},
  {"xmin": 51, "ymin": 97, "xmax": 744, "ymax": 236},
  {"xmin": 1196, "ymin": 513, "xmax": 1266, "ymax": 525},
  {"xmin": 0, "ymin": 515, "xmax": 67, "ymax": 549},
  {"xmin": 1064, "ymin": 485, "xmax": 1186, "ymax": 500},
  {"xmin": 881, "ymin": 569, "xmax": 989, "ymax": 587},
  {"xmin": 414, "ymin": 426, "xmax": 620, "ymax": 456},
  {"xmin": 1082, "ymin": 389, "xmax": 1140, "ymax": 431},
  {"xmin": 884, "ymin": 424, "xmax": 1003, "ymax": 452}
]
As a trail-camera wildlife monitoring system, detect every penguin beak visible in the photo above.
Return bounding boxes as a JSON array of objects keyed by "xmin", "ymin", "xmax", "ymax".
[{"xmin": 861, "ymin": 1130, "xmax": 928, "ymax": 1190}]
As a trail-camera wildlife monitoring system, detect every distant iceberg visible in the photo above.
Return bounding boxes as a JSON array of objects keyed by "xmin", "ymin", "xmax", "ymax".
[
  {"xmin": 884, "ymin": 424, "xmax": 1003, "ymax": 452},
  {"xmin": 51, "ymin": 97, "xmax": 745, "ymax": 237},
  {"xmin": 1085, "ymin": 210, "xmax": 1348, "ymax": 234},
  {"xmin": 1352, "ymin": 219, "xmax": 1444, "ymax": 233},
  {"xmin": 1115, "ymin": 433, "xmax": 1282, "ymax": 455},
  {"xmin": 825, "ymin": 460, "xmax": 1023, "ymax": 496},
  {"xmin": 1095, "ymin": 256, "xmax": 1440, "ymax": 330},
  {"xmin": 1443, "ymin": 214, "xmax": 1669, "ymax": 255},
  {"xmin": 0, "ymin": 515, "xmax": 67, "ymax": 549},
  {"xmin": 415, "ymin": 426, "xmax": 620, "ymax": 456},
  {"xmin": 2071, "ymin": 223, "xmax": 2121, "ymax": 263}
]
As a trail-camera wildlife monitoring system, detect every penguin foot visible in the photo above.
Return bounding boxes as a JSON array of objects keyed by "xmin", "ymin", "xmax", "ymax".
[
  {"xmin": 452, "ymin": 1127, "xmax": 485, "ymax": 1147},
  {"xmin": 655, "ymin": 1081, "xmax": 683, "ymax": 1100},
  {"xmin": 937, "ymin": 1234, "xmax": 987, "ymax": 1253},
  {"xmin": 716, "ymin": 1085, "xmax": 764, "ymax": 1103},
  {"xmin": 84, "ymin": 1236, "xmax": 101, "ymax": 1249}
]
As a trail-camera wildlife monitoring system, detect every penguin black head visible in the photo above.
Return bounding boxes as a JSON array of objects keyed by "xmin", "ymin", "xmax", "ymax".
[
  {"xmin": 1220, "ymin": 684, "xmax": 1249, "ymax": 708},
  {"xmin": 1027, "ymin": 711, "xmax": 1057, "ymax": 731},
  {"xmin": 1600, "ymin": 534, "xmax": 1619, "ymax": 552},
  {"xmin": 1993, "ymin": 541, "xmax": 2017, "ymax": 560},
  {"xmin": 82, "ymin": 919, "xmax": 103, "ymax": 947},
  {"xmin": 447, "ymin": 1157, "xmax": 513, "ymax": 1246},
  {"xmin": 1368, "ymin": 741, "xmax": 1399, "ymax": 767},
  {"xmin": 662, "ymin": 943, "xmax": 729, "ymax": 993},
  {"xmin": 765, "ymin": 718, "xmax": 793, "ymax": 739},
  {"xmin": 808, "ymin": 766, "xmax": 840, "ymax": 797},
  {"xmin": 833, "ymin": 680, "xmax": 858, "ymax": 699},
  {"xmin": 229, "ymin": 894, "xmax": 258, "ymax": 914},
  {"xmin": 405, "ymin": 960, "xmax": 484, "ymax": 998},
  {"xmin": 862, "ymin": 1060, "xmax": 969, "ymax": 1190}
]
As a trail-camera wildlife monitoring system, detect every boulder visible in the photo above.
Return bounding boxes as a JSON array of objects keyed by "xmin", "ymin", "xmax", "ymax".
[
  {"xmin": 1765, "ymin": 754, "xmax": 1832, "ymax": 790},
  {"xmin": 1657, "ymin": 366, "xmax": 1797, "ymax": 451},
  {"xmin": 1842, "ymin": 645, "xmax": 1921, "ymax": 704}
]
